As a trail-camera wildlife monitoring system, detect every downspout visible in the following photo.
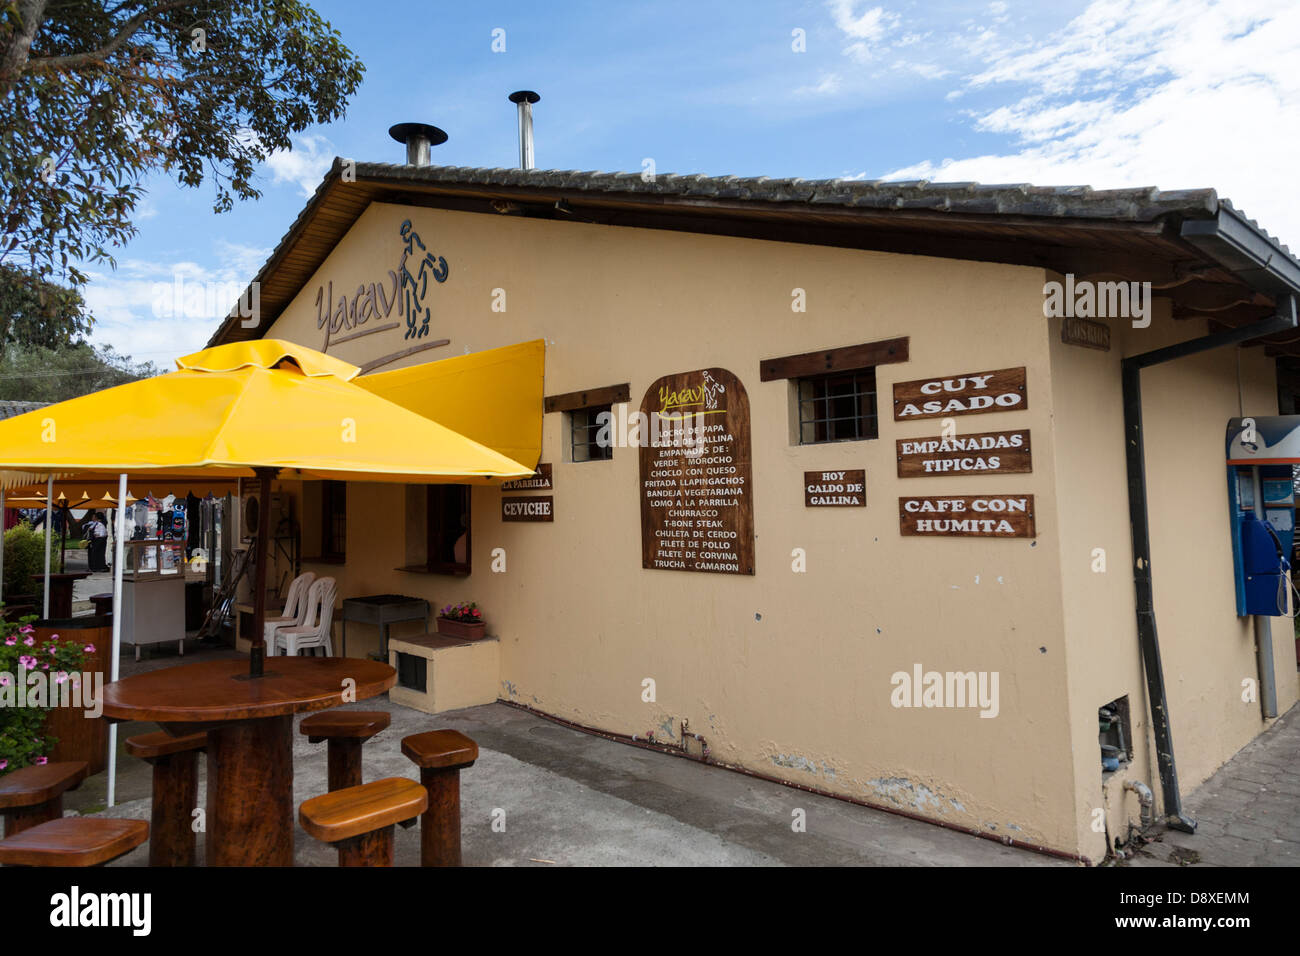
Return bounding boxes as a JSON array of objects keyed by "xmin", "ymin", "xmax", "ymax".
[{"xmin": 1122, "ymin": 293, "xmax": 1297, "ymax": 832}]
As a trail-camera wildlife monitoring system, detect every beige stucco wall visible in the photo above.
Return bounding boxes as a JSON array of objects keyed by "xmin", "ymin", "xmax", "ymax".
[
  {"xmin": 1048, "ymin": 293, "xmax": 1299, "ymax": 862},
  {"xmin": 254, "ymin": 198, "xmax": 1294, "ymax": 859}
]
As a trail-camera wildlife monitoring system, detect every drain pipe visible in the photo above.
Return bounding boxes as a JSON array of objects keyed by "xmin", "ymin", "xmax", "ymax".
[
  {"xmin": 1123, "ymin": 293, "xmax": 1297, "ymax": 833},
  {"xmin": 1123, "ymin": 779, "xmax": 1155, "ymax": 829}
]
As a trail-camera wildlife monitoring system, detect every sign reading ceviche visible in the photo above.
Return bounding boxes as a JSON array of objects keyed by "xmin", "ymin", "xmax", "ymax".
[
  {"xmin": 804, "ymin": 470, "xmax": 866, "ymax": 507},
  {"xmin": 899, "ymin": 495, "xmax": 1035, "ymax": 538},
  {"xmin": 639, "ymin": 367, "xmax": 754, "ymax": 575},
  {"xmin": 893, "ymin": 367, "xmax": 1027, "ymax": 421},
  {"xmin": 896, "ymin": 430, "xmax": 1031, "ymax": 477},
  {"xmin": 501, "ymin": 496, "xmax": 553, "ymax": 522}
]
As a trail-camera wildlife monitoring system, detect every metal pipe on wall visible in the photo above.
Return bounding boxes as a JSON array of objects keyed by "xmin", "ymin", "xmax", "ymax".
[
  {"xmin": 42, "ymin": 474, "xmax": 52, "ymax": 617},
  {"xmin": 1250, "ymin": 468, "xmax": 1279, "ymax": 718}
]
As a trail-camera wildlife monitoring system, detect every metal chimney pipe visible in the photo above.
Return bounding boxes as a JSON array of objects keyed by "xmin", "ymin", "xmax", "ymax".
[
  {"xmin": 508, "ymin": 90, "xmax": 540, "ymax": 170},
  {"xmin": 387, "ymin": 122, "xmax": 448, "ymax": 167}
]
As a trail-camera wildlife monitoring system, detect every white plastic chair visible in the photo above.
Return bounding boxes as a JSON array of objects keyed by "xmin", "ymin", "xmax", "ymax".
[
  {"xmin": 263, "ymin": 572, "xmax": 316, "ymax": 656},
  {"xmin": 272, "ymin": 576, "xmax": 338, "ymax": 657}
]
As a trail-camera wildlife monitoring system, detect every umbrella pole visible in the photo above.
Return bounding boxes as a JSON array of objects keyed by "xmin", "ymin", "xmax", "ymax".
[
  {"xmin": 248, "ymin": 468, "xmax": 273, "ymax": 679},
  {"xmin": 42, "ymin": 475, "xmax": 52, "ymax": 618},
  {"xmin": 107, "ymin": 473, "xmax": 127, "ymax": 808},
  {"xmin": 0, "ymin": 485, "xmax": 5, "ymax": 604}
]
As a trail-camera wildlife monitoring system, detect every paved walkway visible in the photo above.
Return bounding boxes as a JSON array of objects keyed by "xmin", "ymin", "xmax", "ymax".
[{"xmin": 1129, "ymin": 703, "xmax": 1300, "ymax": 867}]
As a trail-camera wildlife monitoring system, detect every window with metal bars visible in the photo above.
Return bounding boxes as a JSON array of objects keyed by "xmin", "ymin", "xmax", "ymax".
[
  {"xmin": 796, "ymin": 369, "xmax": 879, "ymax": 444},
  {"xmin": 569, "ymin": 405, "xmax": 613, "ymax": 462}
]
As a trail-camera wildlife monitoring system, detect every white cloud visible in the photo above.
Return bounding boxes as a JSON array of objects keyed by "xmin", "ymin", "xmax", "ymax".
[
  {"xmin": 81, "ymin": 240, "xmax": 271, "ymax": 362},
  {"xmin": 264, "ymin": 133, "xmax": 336, "ymax": 198},
  {"xmin": 833, "ymin": 0, "xmax": 1300, "ymax": 249},
  {"xmin": 828, "ymin": 0, "xmax": 900, "ymax": 61}
]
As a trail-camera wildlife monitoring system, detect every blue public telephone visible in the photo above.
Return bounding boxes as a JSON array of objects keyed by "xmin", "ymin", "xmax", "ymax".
[{"xmin": 1228, "ymin": 463, "xmax": 1295, "ymax": 616}]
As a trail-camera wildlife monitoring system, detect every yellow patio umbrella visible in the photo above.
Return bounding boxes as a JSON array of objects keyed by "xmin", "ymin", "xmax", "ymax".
[{"xmin": 0, "ymin": 338, "xmax": 535, "ymax": 674}]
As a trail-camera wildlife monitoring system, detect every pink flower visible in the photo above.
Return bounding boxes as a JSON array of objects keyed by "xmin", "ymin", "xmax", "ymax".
[
  {"xmin": 18, "ymin": 624, "xmax": 33, "ymax": 634},
  {"xmin": 83, "ymin": 644, "xmax": 95, "ymax": 653},
  {"xmin": 41, "ymin": 663, "xmax": 49, "ymax": 670},
  {"xmin": 54, "ymin": 671, "xmax": 69, "ymax": 684},
  {"xmin": 3, "ymin": 636, "xmax": 14, "ymax": 646},
  {"xmin": 18, "ymin": 655, "xmax": 37, "ymax": 669},
  {"xmin": 47, "ymin": 644, "xmax": 58, "ymax": 655},
  {"xmin": 34, "ymin": 756, "xmax": 47, "ymax": 765},
  {"xmin": 0, "ymin": 760, "xmax": 6, "ymax": 771},
  {"xmin": 22, "ymin": 636, "xmax": 34, "ymax": 646},
  {"xmin": 0, "ymin": 674, "xmax": 10, "ymax": 686}
]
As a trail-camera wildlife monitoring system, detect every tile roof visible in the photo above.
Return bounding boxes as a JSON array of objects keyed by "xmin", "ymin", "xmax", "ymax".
[{"xmin": 0, "ymin": 400, "xmax": 46, "ymax": 420}]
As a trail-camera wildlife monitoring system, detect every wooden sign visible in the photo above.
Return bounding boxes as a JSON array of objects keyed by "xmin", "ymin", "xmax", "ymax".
[
  {"xmin": 804, "ymin": 470, "xmax": 865, "ymax": 507},
  {"xmin": 1061, "ymin": 317, "xmax": 1110, "ymax": 351},
  {"xmin": 899, "ymin": 495, "xmax": 1035, "ymax": 537},
  {"xmin": 502, "ymin": 463, "xmax": 553, "ymax": 492},
  {"xmin": 893, "ymin": 367, "xmax": 1027, "ymax": 421},
  {"xmin": 639, "ymin": 368, "xmax": 754, "ymax": 575},
  {"xmin": 896, "ymin": 430, "xmax": 1031, "ymax": 477},
  {"xmin": 501, "ymin": 496, "xmax": 553, "ymax": 522}
]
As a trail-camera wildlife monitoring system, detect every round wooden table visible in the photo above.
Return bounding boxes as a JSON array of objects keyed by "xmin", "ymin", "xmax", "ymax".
[{"xmin": 102, "ymin": 657, "xmax": 395, "ymax": 866}]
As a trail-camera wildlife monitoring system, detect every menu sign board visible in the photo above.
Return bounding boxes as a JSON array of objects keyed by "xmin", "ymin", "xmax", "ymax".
[
  {"xmin": 501, "ymin": 496, "xmax": 553, "ymax": 522},
  {"xmin": 896, "ymin": 430, "xmax": 1031, "ymax": 477},
  {"xmin": 502, "ymin": 463, "xmax": 553, "ymax": 492},
  {"xmin": 899, "ymin": 495, "xmax": 1035, "ymax": 537},
  {"xmin": 893, "ymin": 367, "xmax": 1027, "ymax": 421},
  {"xmin": 639, "ymin": 367, "xmax": 754, "ymax": 575},
  {"xmin": 804, "ymin": 470, "xmax": 866, "ymax": 507}
]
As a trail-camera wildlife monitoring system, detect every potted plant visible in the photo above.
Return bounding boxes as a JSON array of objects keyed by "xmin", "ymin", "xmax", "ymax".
[
  {"xmin": 0, "ymin": 616, "xmax": 90, "ymax": 775},
  {"xmin": 435, "ymin": 601, "xmax": 486, "ymax": 640}
]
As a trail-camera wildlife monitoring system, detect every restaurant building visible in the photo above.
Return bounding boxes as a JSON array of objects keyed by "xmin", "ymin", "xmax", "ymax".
[{"xmin": 206, "ymin": 132, "xmax": 1300, "ymax": 863}]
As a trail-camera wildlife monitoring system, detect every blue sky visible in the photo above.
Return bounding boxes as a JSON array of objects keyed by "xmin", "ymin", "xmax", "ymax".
[{"xmin": 83, "ymin": 0, "xmax": 1300, "ymax": 363}]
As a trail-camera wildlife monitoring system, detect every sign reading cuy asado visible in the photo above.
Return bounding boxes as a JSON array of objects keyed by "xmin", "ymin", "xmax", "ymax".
[
  {"xmin": 501, "ymin": 496, "xmax": 553, "ymax": 522},
  {"xmin": 899, "ymin": 495, "xmax": 1035, "ymax": 537},
  {"xmin": 896, "ymin": 430, "xmax": 1031, "ymax": 477},
  {"xmin": 804, "ymin": 470, "xmax": 866, "ymax": 507},
  {"xmin": 893, "ymin": 367, "xmax": 1027, "ymax": 421}
]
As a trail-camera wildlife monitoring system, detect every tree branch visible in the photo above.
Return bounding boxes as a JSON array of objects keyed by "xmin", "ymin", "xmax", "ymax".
[{"xmin": 25, "ymin": 0, "xmax": 201, "ymax": 73}]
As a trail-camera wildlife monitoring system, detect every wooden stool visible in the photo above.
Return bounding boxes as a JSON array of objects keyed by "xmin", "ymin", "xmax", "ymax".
[
  {"xmin": 299, "ymin": 710, "xmax": 390, "ymax": 792},
  {"xmin": 90, "ymin": 592, "xmax": 114, "ymax": 616},
  {"xmin": 299, "ymin": 777, "xmax": 426, "ymax": 866},
  {"xmin": 0, "ymin": 762, "xmax": 88, "ymax": 837},
  {"xmin": 401, "ymin": 730, "xmax": 478, "ymax": 867},
  {"xmin": 124, "ymin": 731, "xmax": 207, "ymax": 866},
  {"xmin": 0, "ymin": 817, "xmax": 148, "ymax": 866}
]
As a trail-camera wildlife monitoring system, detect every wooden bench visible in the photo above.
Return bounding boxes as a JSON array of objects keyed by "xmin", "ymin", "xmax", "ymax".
[
  {"xmin": 124, "ymin": 731, "xmax": 207, "ymax": 866},
  {"xmin": 0, "ymin": 818, "xmax": 148, "ymax": 867},
  {"xmin": 299, "ymin": 710, "xmax": 390, "ymax": 792},
  {"xmin": 0, "ymin": 762, "xmax": 88, "ymax": 837},
  {"xmin": 90, "ymin": 592, "xmax": 115, "ymax": 616},
  {"xmin": 400, "ymin": 730, "xmax": 478, "ymax": 867},
  {"xmin": 299, "ymin": 777, "xmax": 426, "ymax": 866}
]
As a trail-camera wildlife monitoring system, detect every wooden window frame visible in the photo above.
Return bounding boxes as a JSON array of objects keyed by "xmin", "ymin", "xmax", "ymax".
[
  {"xmin": 424, "ymin": 484, "xmax": 471, "ymax": 576},
  {"xmin": 759, "ymin": 336, "xmax": 908, "ymax": 382}
]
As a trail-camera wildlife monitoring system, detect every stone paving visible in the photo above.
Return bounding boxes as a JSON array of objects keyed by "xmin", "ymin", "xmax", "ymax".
[{"xmin": 1128, "ymin": 703, "xmax": 1300, "ymax": 867}]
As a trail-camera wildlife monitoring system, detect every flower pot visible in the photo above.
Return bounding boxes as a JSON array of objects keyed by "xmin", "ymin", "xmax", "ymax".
[{"xmin": 435, "ymin": 616, "xmax": 486, "ymax": 640}]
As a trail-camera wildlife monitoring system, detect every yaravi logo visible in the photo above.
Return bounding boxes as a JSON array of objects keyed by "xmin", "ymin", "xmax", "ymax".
[
  {"xmin": 1043, "ymin": 273, "xmax": 1152, "ymax": 328},
  {"xmin": 50, "ymin": 886, "xmax": 151, "ymax": 936}
]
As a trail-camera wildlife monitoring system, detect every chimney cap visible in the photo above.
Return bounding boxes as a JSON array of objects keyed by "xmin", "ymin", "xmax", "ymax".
[
  {"xmin": 388, "ymin": 122, "xmax": 448, "ymax": 146},
  {"xmin": 508, "ymin": 90, "xmax": 541, "ymax": 105}
]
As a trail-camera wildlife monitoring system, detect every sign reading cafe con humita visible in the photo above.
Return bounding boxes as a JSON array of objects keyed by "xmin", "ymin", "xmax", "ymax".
[{"xmin": 639, "ymin": 368, "xmax": 755, "ymax": 575}]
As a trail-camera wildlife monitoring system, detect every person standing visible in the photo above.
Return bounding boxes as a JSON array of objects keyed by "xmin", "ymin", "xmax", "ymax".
[{"xmin": 86, "ymin": 511, "xmax": 109, "ymax": 572}]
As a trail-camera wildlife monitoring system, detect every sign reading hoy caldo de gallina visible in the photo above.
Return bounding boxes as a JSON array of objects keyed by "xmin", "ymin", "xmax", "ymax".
[{"xmin": 893, "ymin": 367, "xmax": 1027, "ymax": 421}]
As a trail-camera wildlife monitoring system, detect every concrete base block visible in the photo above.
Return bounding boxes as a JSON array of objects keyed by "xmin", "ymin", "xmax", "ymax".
[{"xmin": 388, "ymin": 634, "xmax": 500, "ymax": 715}]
